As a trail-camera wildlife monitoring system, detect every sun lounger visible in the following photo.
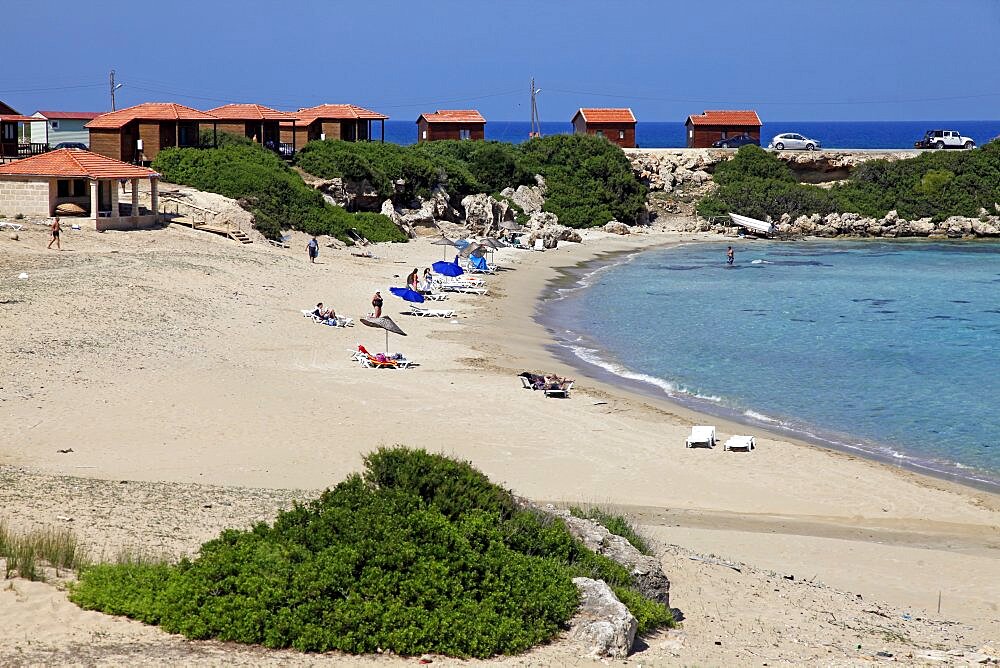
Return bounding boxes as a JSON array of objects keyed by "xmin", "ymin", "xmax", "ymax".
[
  {"xmin": 723, "ymin": 435, "xmax": 756, "ymax": 452},
  {"xmin": 302, "ymin": 310, "xmax": 353, "ymax": 327},
  {"xmin": 423, "ymin": 293, "xmax": 448, "ymax": 301},
  {"xmin": 403, "ymin": 305, "xmax": 455, "ymax": 318},
  {"xmin": 685, "ymin": 425, "xmax": 717, "ymax": 448},
  {"xmin": 544, "ymin": 380, "xmax": 573, "ymax": 398},
  {"xmin": 519, "ymin": 376, "xmax": 533, "ymax": 390},
  {"xmin": 0, "ymin": 222, "xmax": 23, "ymax": 232},
  {"xmin": 533, "ymin": 239, "xmax": 548, "ymax": 251}
]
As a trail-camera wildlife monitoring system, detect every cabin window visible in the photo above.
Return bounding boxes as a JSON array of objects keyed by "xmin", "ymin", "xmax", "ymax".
[
  {"xmin": 596, "ymin": 130, "xmax": 605, "ymax": 138},
  {"xmin": 50, "ymin": 120, "xmax": 60, "ymax": 129},
  {"xmin": 688, "ymin": 129, "xmax": 693, "ymax": 139},
  {"xmin": 459, "ymin": 129, "xmax": 471, "ymax": 140},
  {"xmin": 619, "ymin": 130, "xmax": 625, "ymax": 140},
  {"xmin": 1, "ymin": 124, "xmax": 15, "ymax": 141},
  {"xmin": 422, "ymin": 129, "xmax": 427, "ymax": 140},
  {"xmin": 57, "ymin": 179, "xmax": 88, "ymax": 197}
]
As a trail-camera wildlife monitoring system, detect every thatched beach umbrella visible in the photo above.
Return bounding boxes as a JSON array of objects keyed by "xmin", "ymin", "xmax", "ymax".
[
  {"xmin": 500, "ymin": 219, "xmax": 523, "ymax": 232},
  {"xmin": 360, "ymin": 316, "xmax": 407, "ymax": 352},
  {"xmin": 430, "ymin": 234, "xmax": 459, "ymax": 260}
]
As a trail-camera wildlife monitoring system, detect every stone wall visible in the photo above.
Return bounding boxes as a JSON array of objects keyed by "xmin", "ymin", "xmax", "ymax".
[{"xmin": 0, "ymin": 177, "xmax": 51, "ymax": 217}]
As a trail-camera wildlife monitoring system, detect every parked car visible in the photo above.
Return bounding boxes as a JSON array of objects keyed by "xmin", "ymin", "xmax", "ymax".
[
  {"xmin": 53, "ymin": 142, "xmax": 88, "ymax": 150},
  {"xmin": 914, "ymin": 130, "xmax": 975, "ymax": 149},
  {"xmin": 768, "ymin": 133, "xmax": 821, "ymax": 151},
  {"xmin": 711, "ymin": 133, "xmax": 759, "ymax": 149}
]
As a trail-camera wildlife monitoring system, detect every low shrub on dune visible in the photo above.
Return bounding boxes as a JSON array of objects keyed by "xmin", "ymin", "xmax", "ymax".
[{"xmin": 70, "ymin": 448, "xmax": 671, "ymax": 657}]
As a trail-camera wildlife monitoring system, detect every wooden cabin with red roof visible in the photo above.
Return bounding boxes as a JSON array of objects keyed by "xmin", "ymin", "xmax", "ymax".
[
  {"xmin": 416, "ymin": 110, "xmax": 486, "ymax": 142},
  {"xmin": 685, "ymin": 110, "xmax": 762, "ymax": 148},
  {"xmin": 208, "ymin": 104, "xmax": 297, "ymax": 153},
  {"xmin": 1, "ymin": 100, "xmax": 49, "ymax": 161},
  {"xmin": 86, "ymin": 103, "xmax": 219, "ymax": 164},
  {"xmin": 283, "ymin": 104, "xmax": 388, "ymax": 151},
  {"xmin": 571, "ymin": 108, "xmax": 637, "ymax": 148},
  {"xmin": 0, "ymin": 148, "xmax": 160, "ymax": 230}
]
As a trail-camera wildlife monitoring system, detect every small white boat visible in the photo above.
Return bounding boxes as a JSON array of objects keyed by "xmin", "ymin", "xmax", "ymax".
[{"xmin": 729, "ymin": 212, "xmax": 776, "ymax": 237}]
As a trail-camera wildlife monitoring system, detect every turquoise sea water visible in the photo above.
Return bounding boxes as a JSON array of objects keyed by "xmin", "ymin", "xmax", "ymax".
[{"xmin": 544, "ymin": 241, "xmax": 1000, "ymax": 489}]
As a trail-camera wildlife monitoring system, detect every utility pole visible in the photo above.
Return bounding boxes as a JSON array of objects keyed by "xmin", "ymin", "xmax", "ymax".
[
  {"xmin": 529, "ymin": 77, "xmax": 542, "ymax": 139},
  {"xmin": 109, "ymin": 70, "xmax": 124, "ymax": 111}
]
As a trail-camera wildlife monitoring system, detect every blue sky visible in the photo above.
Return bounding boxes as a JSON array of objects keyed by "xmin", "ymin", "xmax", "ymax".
[{"xmin": 4, "ymin": 0, "xmax": 1000, "ymax": 121}]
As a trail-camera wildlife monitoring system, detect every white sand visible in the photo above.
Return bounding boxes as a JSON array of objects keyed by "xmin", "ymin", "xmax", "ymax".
[{"xmin": 1, "ymin": 222, "xmax": 997, "ymax": 665}]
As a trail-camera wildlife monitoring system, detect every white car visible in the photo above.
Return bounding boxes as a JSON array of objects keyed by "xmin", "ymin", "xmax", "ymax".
[
  {"xmin": 768, "ymin": 133, "xmax": 821, "ymax": 151},
  {"xmin": 915, "ymin": 130, "xmax": 976, "ymax": 150}
]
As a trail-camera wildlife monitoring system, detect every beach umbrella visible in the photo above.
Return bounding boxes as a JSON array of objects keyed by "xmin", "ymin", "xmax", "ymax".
[
  {"xmin": 432, "ymin": 260, "xmax": 464, "ymax": 277},
  {"xmin": 389, "ymin": 286, "xmax": 425, "ymax": 304},
  {"xmin": 360, "ymin": 315, "xmax": 407, "ymax": 352},
  {"xmin": 500, "ymin": 220, "xmax": 523, "ymax": 232},
  {"xmin": 480, "ymin": 237, "xmax": 503, "ymax": 249},
  {"xmin": 430, "ymin": 234, "xmax": 458, "ymax": 260},
  {"xmin": 460, "ymin": 243, "xmax": 487, "ymax": 258}
]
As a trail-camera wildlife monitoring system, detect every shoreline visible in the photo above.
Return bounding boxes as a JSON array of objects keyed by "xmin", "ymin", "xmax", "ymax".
[{"xmin": 534, "ymin": 239, "xmax": 1000, "ymax": 494}]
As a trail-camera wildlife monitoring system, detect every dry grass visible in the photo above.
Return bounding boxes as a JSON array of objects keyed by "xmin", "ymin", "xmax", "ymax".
[{"xmin": 0, "ymin": 520, "xmax": 89, "ymax": 581}]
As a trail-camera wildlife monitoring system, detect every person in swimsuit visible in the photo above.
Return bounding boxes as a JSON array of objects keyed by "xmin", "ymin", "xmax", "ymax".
[
  {"xmin": 726, "ymin": 246, "xmax": 734, "ymax": 265},
  {"xmin": 406, "ymin": 268, "xmax": 419, "ymax": 292},
  {"xmin": 372, "ymin": 291, "xmax": 383, "ymax": 317},
  {"xmin": 48, "ymin": 217, "xmax": 61, "ymax": 250}
]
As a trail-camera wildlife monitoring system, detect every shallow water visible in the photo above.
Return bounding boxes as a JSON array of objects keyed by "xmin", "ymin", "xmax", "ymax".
[{"xmin": 545, "ymin": 241, "xmax": 1000, "ymax": 488}]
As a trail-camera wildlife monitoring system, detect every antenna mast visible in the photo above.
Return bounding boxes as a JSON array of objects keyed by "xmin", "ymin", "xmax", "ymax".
[{"xmin": 529, "ymin": 77, "xmax": 541, "ymax": 139}]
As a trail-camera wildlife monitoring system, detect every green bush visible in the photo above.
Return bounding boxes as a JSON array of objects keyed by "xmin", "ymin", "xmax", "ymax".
[
  {"xmin": 70, "ymin": 448, "xmax": 672, "ymax": 658},
  {"xmin": 296, "ymin": 135, "xmax": 647, "ymax": 228},
  {"xmin": 152, "ymin": 141, "xmax": 406, "ymax": 243},
  {"xmin": 697, "ymin": 140, "xmax": 1000, "ymax": 223}
]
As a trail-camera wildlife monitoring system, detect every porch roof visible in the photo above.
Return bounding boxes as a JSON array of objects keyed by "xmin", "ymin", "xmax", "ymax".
[
  {"xmin": 0, "ymin": 149, "xmax": 159, "ymax": 179},
  {"xmin": 0, "ymin": 114, "xmax": 41, "ymax": 123},
  {"xmin": 294, "ymin": 104, "xmax": 389, "ymax": 124}
]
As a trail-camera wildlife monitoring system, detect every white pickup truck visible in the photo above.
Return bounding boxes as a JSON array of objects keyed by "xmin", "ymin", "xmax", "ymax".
[{"xmin": 914, "ymin": 130, "xmax": 976, "ymax": 149}]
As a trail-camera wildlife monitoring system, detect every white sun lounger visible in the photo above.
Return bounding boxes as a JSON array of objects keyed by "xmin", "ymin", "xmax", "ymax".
[
  {"xmin": 302, "ymin": 310, "xmax": 353, "ymax": 327},
  {"xmin": 685, "ymin": 425, "xmax": 717, "ymax": 448},
  {"xmin": 544, "ymin": 380, "xmax": 573, "ymax": 398},
  {"xmin": 439, "ymin": 284, "xmax": 488, "ymax": 295},
  {"xmin": 0, "ymin": 222, "xmax": 23, "ymax": 232},
  {"xmin": 404, "ymin": 305, "xmax": 455, "ymax": 318},
  {"xmin": 723, "ymin": 435, "xmax": 756, "ymax": 451}
]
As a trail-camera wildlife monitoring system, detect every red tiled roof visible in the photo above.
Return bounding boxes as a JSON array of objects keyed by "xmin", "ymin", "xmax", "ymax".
[
  {"xmin": 208, "ymin": 103, "xmax": 297, "ymax": 121},
  {"xmin": 294, "ymin": 104, "xmax": 389, "ymax": 124},
  {"xmin": 86, "ymin": 103, "xmax": 218, "ymax": 129},
  {"xmin": 418, "ymin": 109, "xmax": 486, "ymax": 124},
  {"xmin": 573, "ymin": 108, "xmax": 636, "ymax": 124},
  {"xmin": 0, "ymin": 149, "xmax": 158, "ymax": 179},
  {"xmin": 0, "ymin": 114, "xmax": 41, "ymax": 123},
  {"xmin": 35, "ymin": 111, "xmax": 104, "ymax": 120},
  {"xmin": 687, "ymin": 110, "xmax": 761, "ymax": 126}
]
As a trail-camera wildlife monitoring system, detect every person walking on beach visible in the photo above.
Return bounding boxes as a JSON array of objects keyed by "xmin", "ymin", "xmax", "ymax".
[
  {"xmin": 372, "ymin": 291, "xmax": 383, "ymax": 317},
  {"xmin": 307, "ymin": 236, "xmax": 319, "ymax": 263},
  {"xmin": 727, "ymin": 246, "xmax": 735, "ymax": 265},
  {"xmin": 47, "ymin": 217, "xmax": 61, "ymax": 250}
]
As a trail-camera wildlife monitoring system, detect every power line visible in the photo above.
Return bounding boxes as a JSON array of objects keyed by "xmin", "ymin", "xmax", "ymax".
[
  {"xmin": 0, "ymin": 83, "xmax": 105, "ymax": 94},
  {"xmin": 546, "ymin": 87, "xmax": 1000, "ymax": 107}
]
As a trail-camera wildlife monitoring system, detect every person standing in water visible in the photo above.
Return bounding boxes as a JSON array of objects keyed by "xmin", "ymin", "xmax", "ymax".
[
  {"xmin": 47, "ymin": 217, "xmax": 61, "ymax": 250},
  {"xmin": 727, "ymin": 246, "xmax": 735, "ymax": 265}
]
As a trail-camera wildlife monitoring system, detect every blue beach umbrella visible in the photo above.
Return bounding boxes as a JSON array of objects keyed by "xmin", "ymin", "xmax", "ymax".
[
  {"xmin": 389, "ymin": 286, "xmax": 425, "ymax": 303},
  {"xmin": 432, "ymin": 260, "xmax": 464, "ymax": 277}
]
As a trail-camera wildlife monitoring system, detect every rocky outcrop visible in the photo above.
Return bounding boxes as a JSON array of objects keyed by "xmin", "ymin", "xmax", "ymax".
[
  {"xmin": 460, "ymin": 193, "xmax": 515, "ymax": 236},
  {"xmin": 604, "ymin": 220, "xmax": 631, "ymax": 235},
  {"xmin": 770, "ymin": 209, "xmax": 1000, "ymax": 239},
  {"xmin": 309, "ymin": 177, "xmax": 382, "ymax": 211},
  {"xmin": 500, "ymin": 181, "xmax": 545, "ymax": 215},
  {"xmin": 570, "ymin": 578, "xmax": 638, "ymax": 659},
  {"xmin": 543, "ymin": 505, "xmax": 670, "ymax": 607},
  {"xmin": 628, "ymin": 149, "xmax": 921, "ymax": 192},
  {"xmin": 378, "ymin": 187, "xmax": 462, "ymax": 238}
]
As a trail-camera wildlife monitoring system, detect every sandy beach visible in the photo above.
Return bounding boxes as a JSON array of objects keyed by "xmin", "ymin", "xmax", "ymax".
[{"xmin": 1, "ymin": 221, "xmax": 998, "ymax": 666}]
